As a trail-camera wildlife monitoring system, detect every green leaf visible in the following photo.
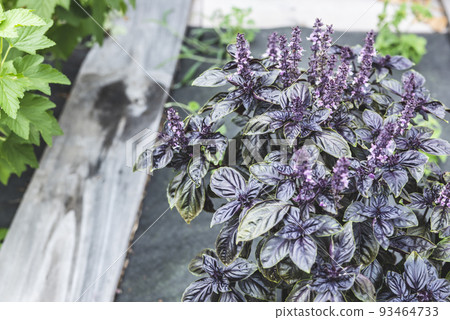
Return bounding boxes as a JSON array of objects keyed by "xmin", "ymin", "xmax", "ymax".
[
  {"xmin": 312, "ymin": 130, "xmax": 351, "ymax": 158},
  {"xmin": 14, "ymin": 55, "xmax": 70, "ymax": 95},
  {"xmin": 6, "ymin": 20, "xmax": 55, "ymax": 54},
  {"xmin": 0, "ymin": 109, "xmax": 30, "ymax": 139},
  {"xmin": 175, "ymin": 176, "xmax": 205, "ymax": 224},
  {"xmin": 237, "ymin": 200, "xmax": 290, "ymax": 242},
  {"xmin": 0, "ymin": 134, "xmax": 38, "ymax": 175},
  {"xmin": 352, "ymin": 274, "xmax": 376, "ymax": 302},
  {"xmin": 19, "ymin": 94, "xmax": 62, "ymax": 145},
  {"xmin": 431, "ymin": 237, "xmax": 450, "ymax": 262},
  {"xmin": 0, "ymin": 227, "xmax": 7, "ymax": 248},
  {"xmin": 0, "ymin": 63, "xmax": 28, "ymax": 119},
  {"xmin": 17, "ymin": 0, "xmax": 70, "ymax": 19},
  {"xmin": 0, "ymin": 8, "xmax": 45, "ymax": 38}
]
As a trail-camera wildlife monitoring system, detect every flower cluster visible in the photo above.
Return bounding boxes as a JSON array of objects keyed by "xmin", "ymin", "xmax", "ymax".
[
  {"xmin": 136, "ymin": 22, "xmax": 450, "ymax": 302},
  {"xmin": 351, "ymin": 30, "xmax": 375, "ymax": 102},
  {"xmin": 163, "ymin": 108, "xmax": 187, "ymax": 150},
  {"xmin": 436, "ymin": 183, "xmax": 450, "ymax": 208}
]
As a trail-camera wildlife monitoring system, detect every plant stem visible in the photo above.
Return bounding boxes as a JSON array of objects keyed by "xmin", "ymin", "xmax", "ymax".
[{"xmin": 0, "ymin": 44, "xmax": 12, "ymax": 69}]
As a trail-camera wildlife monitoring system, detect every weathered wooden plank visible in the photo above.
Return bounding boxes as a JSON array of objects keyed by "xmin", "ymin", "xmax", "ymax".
[{"xmin": 0, "ymin": 0, "xmax": 191, "ymax": 301}]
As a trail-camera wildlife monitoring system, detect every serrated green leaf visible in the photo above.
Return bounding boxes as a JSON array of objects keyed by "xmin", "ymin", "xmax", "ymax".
[
  {"xmin": 17, "ymin": 0, "xmax": 70, "ymax": 19},
  {"xmin": 0, "ymin": 8, "xmax": 45, "ymax": 38},
  {"xmin": 0, "ymin": 110, "xmax": 30, "ymax": 139},
  {"xmin": 0, "ymin": 134, "xmax": 38, "ymax": 175},
  {"xmin": 0, "ymin": 64, "xmax": 28, "ymax": 119},
  {"xmin": 19, "ymin": 94, "xmax": 62, "ymax": 146},
  {"xmin": 14, "ymin": 55, "xmax": 70, "ymax": 95},
  {"xmin": 6, "ymin": 20, "xmax": 55, "ymax": 54}
]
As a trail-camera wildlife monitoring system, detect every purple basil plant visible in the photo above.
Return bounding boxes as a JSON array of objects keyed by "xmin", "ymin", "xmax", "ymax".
[{"xmin": 135, "ymin": 19, "xmax": 450, "ymax": 302}]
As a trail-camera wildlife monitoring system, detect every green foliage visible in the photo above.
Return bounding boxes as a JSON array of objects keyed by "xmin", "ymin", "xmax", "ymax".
[
  {"xmin": 0, "ymin": 227, "xmax": 7, "ymax": 247},
  {"xmin": 0, "ymin": 4, "xmax": 70, "ymax": 185},
  {"xmin": 5, "ymin": 0, "xmax": 135, "ymax": 60},
  {"xmin": 375, "ymin": 0, "xmax": 430, "ymax": 63}
]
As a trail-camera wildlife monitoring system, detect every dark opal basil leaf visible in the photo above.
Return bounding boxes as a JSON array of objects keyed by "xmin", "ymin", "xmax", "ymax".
[
  {"xmin": 428, "ymin": 279, "xmax": 450, "ymax": 301},
  {"xmin": 167, "ymin": 171, "xmax": 186, "ymax": 209},
  {"xmin": 331, "ymin": 222, "xmax": 355, "ymax": 265},
  {"xmin": 260, "ymin": 236, "xmax": 290, "ymax": 268},
  {"xmin": 238, "ymin": 271, "xmax": 275, "ymax": 301},
  {"xmin": 223, "ymin": 258, "xmax": 257, "ymax": 281},
  {"xmin": 134, "ymin": 149, "xmax": 152, "ymax": 171},
  {"xmin": 389, "ymin": 56, "xmax": 414, "ymax": 70},
  {"xmin": 215, "ymin": 218, "xmax": 245, "ymax": 265},
  {"xmin": 431, "ymin": 237, "xmax": 450, "ymax": 262},
  {"xmin": 440, "ymin": 226, "xmax": 450, "ymax": 238},
  {"xmin": 276, "ymin": 258, "xmax": 304, "ymax": 285},
  {"xmin": 237, "ymin": 200, "xmax": 290, "ymax": 242},
  {"xmin": 386, "ymin": 271, "xmax": 408, "ymax": 297},
  {"xmin": 256, "ymin": 238, "xmax": 282, "ymax": 283},
  {"xmin": 381, "ymin": 78, "xmax": 403, "ymax": 96},
  {"xmin": 202, "ymin": 254, "xmax": 219, "ymax": 275},
  {"xmin": 289, "ymin": 235, "xmax": 317, "ymax": 272},
  {"xmin": 398, "ymin": 150, "xmax": 428, "ymax": 168},
  {"xmin": 209, "ymin": 99, "xmax": 239, "ymax": 122},
  {"xmin": 408, "ymin": 165, "xmax": 425, "ymax": 183},
  {"xmin": 404, "ymin": 252, "xmax": 428, "ymax": 291},
  {"xmin": 286, "ymin": 280, "xmax": 312, "ymax": 302},
  {"xmin": 316, "ymin": 193, "xmax": 337, "ymax": 215},
  {"xmin": 338, "ymin": 126, "xmax": 357, "ymax": 146},
  {"xmin": 175, "ymin": 177, "xmax": 205, "ymax": 224},
  {"xmin": 354, "ymin": 221, "xmax": 380, "ymax": 266},
  {"xmin": 203, "ymin": 133, "xmax": 228, "ymax": 165},
  {"xmin": 363, "ymin": 109, "xmax": 383, "ymax": 130},
  {"xmin": 409, "ymin": 193, "xmax": 427, "ymax": 209},
  {"xmin": 352, "ymin": 274, "xmax": 376, "ymax": 302},
  {"xmin": 362, "ymin": 259, "xmax": 383, "ymax": 289},
  {"xmin": 259, "ymin": 70, "xmax": 280, "ymax": 87},
  {"xmin": 391, "ymin": 208, "xmax": 418, "ymax": 228},
  {"xmin": 192, "ymin": 68, "xmax": 229, "ymax": 87},
  {"xmin": 389, "ymin": 235, "xmax": 435, "ymax": 253},
  {"xmin": 188, "ymin": 248, "xmax": 218, "ymax": 276},
  {"xmin": 273, "ymin": 163, "xmax": 294, "ymax": 175},
  {"xmin": 355, "ymin": 128, "xmax": 374, "ymax": 142},
  {"xmin": 283, "ymin": 122, "xmax": 302, "ymax": 141},
  {"xmin": 152, "ymin": 144, "xmax": 173, "ymax": 171},
  {"xmin": 250, "ymin": 163, "xmax": 284, "ymax": 185},
  {"xmin": 382, "ymin": 169, "xmax": 408, "ymax": 197},
  {"xmin": 182, "ymin": 278, "xmax": 213, "ymax": 302},
  {"xmin": 314, "ymin": 291, "xmax": 344, "ymax": 302},
  {"xmin": 344, "ymin": 201, "xmax": 367, "ymax": 223},
  {"xmin": 288, "ymin": 83, "xmax": 311, "ymax": 104},
  {"xmin": 312, "ymin": 130, "xmax": 351, "ymax": 158},
  {"xmin": 314, "ymin": 215, "xmax": 342, "ymax": 236},
  {"xmin": 243, "ymin": 114, "xmax": 274, "ymax": 135},
  {"xmin": 423, "ymin": 101, "xmax": 446, "ymax": 119},
  {"xmin": 276, "ymin": 179, "xmax": 296, "ymax": 201},
  {"xmin": 420, "ymin": 138, "xmax": 450, "ymax": 156},
  {"xmin": 218, "ymin": 287, "xmax": 245, "ymax": 302},
  {"xmin": 188, "ymin": 155, "xmax": 209, "ymax": 186},
  {"xmin": 373, "ymin": 218, "xmax": 394, "ymax": 250},
  {"xmin": 254, "ymin": 86, "xmax": 281, "ymax": 104},
  {"xmin": 210, "ymin": 167, "xmax": 246, "ymax": 198},
  {"xmin": 430, "ymin": 207, "xmax": 450, "ymax": 232},
  {"xmin": 371, "ymin": 93, "xmax": 394, "ymax": 106},
  {"xmin": 211, "ymin": 200, "xmax": 241, "ymax": 227}
]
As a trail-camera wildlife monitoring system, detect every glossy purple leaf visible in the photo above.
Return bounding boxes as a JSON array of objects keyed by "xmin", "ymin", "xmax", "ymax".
[
  {"xmin": 210, "ymin": 167, "xmax": 246, "ymax": 198},
  {"xmin": 289, "ymin": 235, "xmax": 317, "ymax": 272},
  {"xmin": 260, "ymin": 236, "xmax": 290, "ymax": 268},
  {"xmin": 404, "ymin": 252, "xmax": 428, "ymax": 291}
]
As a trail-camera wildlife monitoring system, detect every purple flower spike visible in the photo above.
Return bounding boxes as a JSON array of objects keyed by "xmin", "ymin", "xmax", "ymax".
[
  {"xmin": 332, "ymin": 157, "xmax": 350, "ymax": 193},
  {"xmin": 436, "ymin": 183, "xmax": 450, "ymax": 208},
  {"xmin": 278, "ymin": 34, "xmax": 292, "ymax": 88},
  {"xmin": 396, "ymin": 73, "xmax": 418, "ymax": 135},
  {"xmin": 288, "ymin": 26, "xmax": 304, "ymax": 80},
  {"xmin": 235, "ymin": 33, "xmax": 253, "ymax": 81},
  {"xmin": 352, "ymin": 30, "xmax": 375, "ymax": 102},
  {"xmin": 265, "ymin": 32, "xmax": 279, "ymax": 63},
  {"xmin": 165, "ymin": 108, "xmax": 187, "ymax": 149}
]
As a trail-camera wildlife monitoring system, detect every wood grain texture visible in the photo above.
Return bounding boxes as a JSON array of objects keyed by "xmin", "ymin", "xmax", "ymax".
[{"xmin": 0, "ymin": 0, "xmax": 191, "ymax": 301}]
